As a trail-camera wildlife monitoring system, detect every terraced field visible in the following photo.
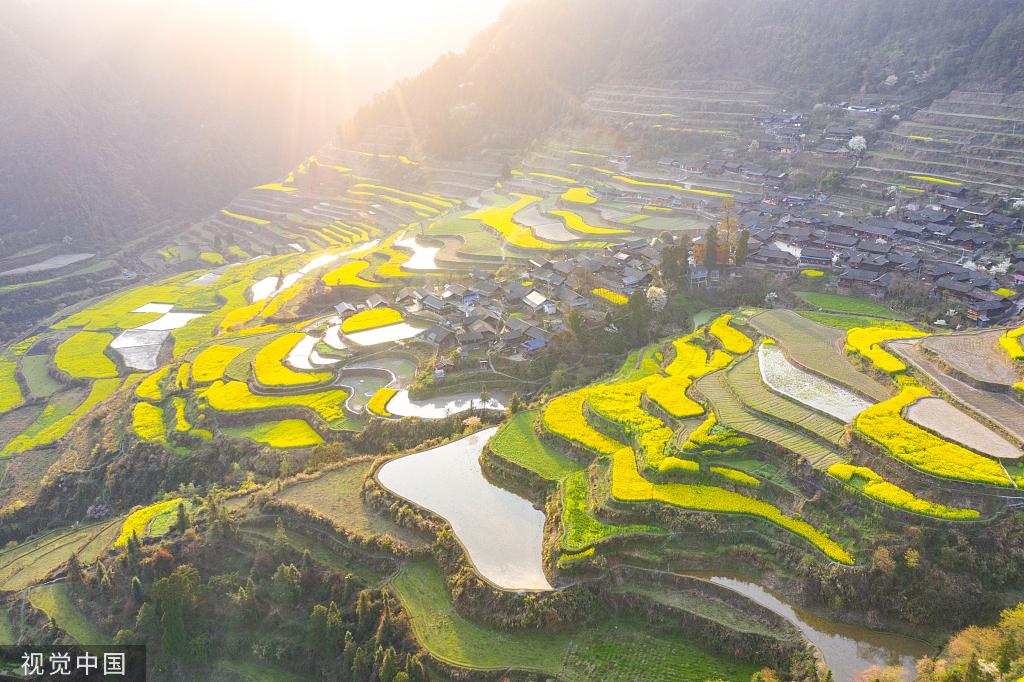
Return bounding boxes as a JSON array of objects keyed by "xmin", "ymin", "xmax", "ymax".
[
  {"xmin": 694, "ymin": 371, "xmax": 846, "ymax": 470},
  {"xmin": 749, "ymin": 310, "xmax": 890, "ymax": 402},
  {"xmin": 726, "ymin": 355, "xmax": 847, "ymax": 445},
  {"xmin": 390, "ymin": 560, "xmax": 757, "ymax": 682},
  {"xmin": 275, "ymin": 460, "xmax": 430, "ymax": 549},
  {"xmin": 921, "ymin": 331, "xmax": 1022, "ymax": 388},
  {"xmin": 889, "ymin": 339, "xmax": 1024, "ymax": 443}
]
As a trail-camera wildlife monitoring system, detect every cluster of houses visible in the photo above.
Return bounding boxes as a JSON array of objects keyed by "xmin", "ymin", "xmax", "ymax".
[
  {"xmin": 334, "ymin": 241, "xmax": 662, "ymax": 359},
  {"xmin": 734, "ymin": 199, "xmax": 1023, "ymax": 325}
]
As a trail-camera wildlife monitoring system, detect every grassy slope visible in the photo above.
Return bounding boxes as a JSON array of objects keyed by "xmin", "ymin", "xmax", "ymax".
[
  {"xmin": 795, "ymin": 291, "xmax": 899, "ymax": 319},
  {"xmin": 488, "ymin": 410, "xmax": 583, "ymax": 481},
  {"xmin": 28, "ymin": 583, "xmax": 111, "ymax": 644},
  {"xmin": 275, "ymin": 461, "xmax": 430, "ymax": 549},
  {"xmin": 391, "ymin": 560, "xmax": 756, "ymax": 682}
]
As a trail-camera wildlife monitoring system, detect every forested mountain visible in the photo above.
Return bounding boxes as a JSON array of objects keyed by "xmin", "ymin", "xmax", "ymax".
[
  {"xmin": 0, "ymin": 0, "xmax": 350, "ymax": 253},
  {"xmin": 346, "ymin": 0, "xmax": 1024, "ymax": 155}
]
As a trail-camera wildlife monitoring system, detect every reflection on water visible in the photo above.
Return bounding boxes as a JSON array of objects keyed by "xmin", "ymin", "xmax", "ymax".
[
  {"xmin": 377, "ymin": 427, "xmax": 551, "ymax": 590},
  {"xmin": 385, "ymin": 390, "xmax": 506, "ymax": 419},
  {"xmin": 682, "ymin": 571, "xmax": 932, "ymax": 682}
]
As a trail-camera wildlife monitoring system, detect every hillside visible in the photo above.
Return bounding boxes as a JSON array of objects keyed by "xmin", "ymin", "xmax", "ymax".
[
  {"xmin": 0, "ymin": 0, "xmax": 350, "ymax": 254},
  {"xmin": 346, "ymin": 0, "xmax": 1024, "ymax": 155}
]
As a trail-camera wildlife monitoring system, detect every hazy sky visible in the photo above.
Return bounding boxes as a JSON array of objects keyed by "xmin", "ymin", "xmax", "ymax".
[{"xmin": 186, "ymin": 0, "xmax": 514, "ymax": 87}]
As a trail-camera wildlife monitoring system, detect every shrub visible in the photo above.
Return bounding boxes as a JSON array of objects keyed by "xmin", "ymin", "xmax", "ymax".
[
  {"xmin": 341, "ymin": 308, "xmax": 403, "ymax": 333},
  {"xmin": 827, "ymin": 463, "xmax": 979, "ymax": 519},
  {"xmin": 855, "ymin": 385, "xmax": 1012, "ymax": 486},
  {"xmin": 54, "ymin": 331, "xmax": 118, "ymax": 379}
]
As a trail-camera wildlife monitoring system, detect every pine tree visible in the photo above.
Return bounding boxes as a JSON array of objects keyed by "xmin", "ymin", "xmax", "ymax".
[
  {"xmin": 175, "ymin": 502, "xmax": 189, "ymax": 534},
  {"xmin": 379, "ymin": 647, "xmax": 398, "ymax": 682},
  {"xmin": 735, "ymin": 229, "xmax": 750, "ymax": 266},
  {"xmin": 309, "ymin": 604, "xmax": 329, "ymax": 657},
  {"xmin": 131, "ymin": 576, "xmax": 144, "ymax": 604},
  {"xmin": 703, "ymin": 225, "xmax": 718, "ymax": 269},
  {"xmin": 67, "ymin": 553, "xmax": 83, "ymax": 583},
  {"xmin": 351, "ymin": 647, "xmax": 370, "ymax": 682}
]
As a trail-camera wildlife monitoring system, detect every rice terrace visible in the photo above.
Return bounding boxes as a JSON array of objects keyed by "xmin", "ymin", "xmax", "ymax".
[{"xmin": 5, "ymin": 0, "xmax": 1024, "ymax": 680}]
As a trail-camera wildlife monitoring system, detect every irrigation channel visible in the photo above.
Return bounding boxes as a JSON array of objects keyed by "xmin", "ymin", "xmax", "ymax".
[
  {"xmin": 680, "ymin": 572, "xmax": 933, "ymax": 681},
  {"xmin": 376, "ymin": 427, "xmax": 935, "ymax": 678}
]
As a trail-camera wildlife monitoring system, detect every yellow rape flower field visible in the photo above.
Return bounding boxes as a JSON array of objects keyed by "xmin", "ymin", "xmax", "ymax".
[
  {"xmin": 710, "ymin": 314, "xmax": 753, "ymax": 354},
  {"xmin": 855, "ymin": 385, "xmax": 1012, "ymax": 486},
  {"xmin": 592, "ymin": 288, "xmax": 628, "ymax": 305},
  {"xmin": 550, "ymin": 209, "xmax": 630, "ymax": 235},
  {"xmin": 199, "ymin": 380, "xmax": 351, "ymax": 426},
  {"xmin": 827, "ymin": 463, "xmax": 978, "ymax": 519},
  {"xmin": 367, "ymin": 387, "xmax": 398, "ymax": 417},
  {"xmin": 560, "ymin": 187, "xmax": 599, "ymax": 205},
  {"xmin": 846, "ymin": 326, "xmax": 927, "ymax": 374},
  {"xmin": 132, "ymin": 402, "xmax": 166, "ymax": 443},
  {"xmin": 253, "ymin": 334, "xmax": 333, "ymax": 387},
  {"xmin": 341, "ymin": 308, "xmax": 403, "ymax": 333},
  {"xmin": 116, "ymin": 498, "xmax": 183, "ymax": 547},
  {"xmin": 54, "ymin": 331, "xmax": 119, "ymax": 379},
  {"xmin": 191, "ymin": 344, "xmax": 247, "ymax": 383}
]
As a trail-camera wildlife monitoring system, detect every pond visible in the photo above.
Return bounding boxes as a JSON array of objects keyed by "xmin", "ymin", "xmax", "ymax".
[
  {"xmin": 759, "ymin": 343, "xmax": 872, "ymax": 422},
  {"xmin": 337, "ymin": 371, "xmax": 392, "ymax": 413},
  {"xmin": 344, "ymin": 355, "xmax": 418, "ymax": 386},
  {"xmin": 681, "ymin": 571, "xmax": 933, "ymax": 682},
  {"xmin": 344, "ymin": 322, "xmax": 427, "ymax": 347},
  {"xmin": 112, "ymin": 305, "xmax": 205, "ymax": 370},
  {"xmin": 0, "ymin": 253, "xmax": 94, "ymax": 276},
  {"xmin": 110, "ymin": 330, "xmax": 168, "ymax": 371},
  {"xmin": 394, "ymin": 234, "xmax": 440, "ymax": 270},
  {"xmin": 376, "ymin": 427, "xmax": 551, "ymax": 590},
  {"xmin": 385, "ymin": 389, "xmax": 506, "ymax": 419}
]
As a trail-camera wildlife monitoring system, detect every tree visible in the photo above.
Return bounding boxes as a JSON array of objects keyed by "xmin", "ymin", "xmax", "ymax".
[
  {"xmin": 175, "ymin": 502, "xmax": 190, "ymax": 534},
  {"xmin": 479, "ymin": 385, "xmax": 491, "ymax": 406},
  {"xmin": 309, "ymin": 604, "xmax": 331, "ymax": 658},
  {"xmin": 703, "ymin": 225, "xmax": 719, "ymax": 269},
  {"xmin": 646, "ymin": 285, "xmax": 667, "ymax": 313},
  {"xmin": 848, "ymin": 135, "xmax": 867, "ymax": 155},
  {"xmin": 131, "ymin": 576, "xmax": 144, "ymax": 604},
  {"xmin": 152, "ymin": 565, "xmax": 201, "ymax": 655},
  {"xmin": 67, "ymin": 553, "xmax": 83, "ymax": 584},
  {"xmin": 351, "ymin": 647, "xmax": 370, "ymax": 682},
  {"xmin": 735, "ymin": 229, "xmax": 750, "ymax": 266},
  {"xmin": 271, "ymin": 564, "xmax": 302, "ymax": 606},
  {"xmin": 507, "ymin": 392, "xmax": 523, "ymax": 415}
]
